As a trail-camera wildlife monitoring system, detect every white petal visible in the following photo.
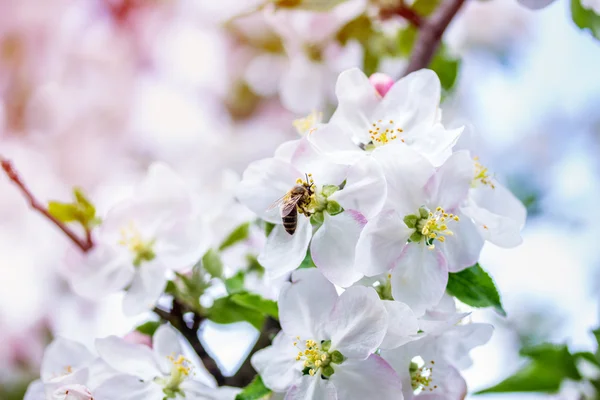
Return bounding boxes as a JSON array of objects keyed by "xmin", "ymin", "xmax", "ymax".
[
  {"xmin": 258, "ymin": 218, "xmax": 311, "ymax": 280},
  {"xmin": 330, "ymin": 355, "xmax": 403, "ymax": 400},
  {"xmin": 52, "ymin": 384, "xmax": 94, "ymax": 400},
  {"xmin": 437, "ymin": 214, "xmax": 484, "ymax": 273},
  {"xmin": 391, "ymin": 244, "xmax": 448, "ymax": 316},
  {"xmin": 69, "ymin": 246, "xmax": 134, "ymax": 300},
  {"xmin": 437, "ymin": 323, "xmax": 494, "ymax": 369},
  {"xmin": 23, "ymin": 380, "xmax": 44, "ymax": 400},
  {"xmin": 424, "ymin": 150, "xmax": 473, "ymax": 211},
  {"xmin": 307, "ymin": 123, "xmax": 363, "ymax": 162},
  {"xmin": 95, "ymin": 336, "xmax": 160, "ymax": 381},
  {"xmin": 275, "ymin": 139, "xmax": 302, "ymax": 161},
  {"xmin": 279, "ymin": 269, "xmax": 338, "ymax": 340},
  {"xmin": 180, "ymin": 380, "xmax": 241, "ymax": 399},
  {"xmin": 330, "ymin": 68, "xmax": 381, "ymax": 144},
  {"xmin": 380, "ymin": 301, "xmax": 420, "ymax": 349},
  {"xmin": 355, "ymin": 210, "xmax": 412, "ymax": 277},
  {"xmin": 94, "ymin": 374, "xmax": 161, "ymax": 400},
  {"xmin": 155, "ymin": 213, "xmax": 209, "ymax": 271},
  {"xmin": 41, "ymin": 338, "xmax": 95, "ymax": 382},
  {"xmin": 236, "ymin": 157, "xmax": 302, "ymax": 223},
  {"xmin": 372, "ymin": 143, "xmax": 434, "ymax": 215},
  {"xmin": 329, "ymin": 156, "xmax": 387, "ymax": 219},
  {"xmin": 289, "ymin": 137, "xmax": 348, "ymax": 186},
  {"xmin": 251, "ymin": 332, "xmax": 302, "ymax": 393},
  {"xmin": 310, "ymin": 211, "xmax": 365, "ymax": 287},
  {"xmin": 416, "ymin": 365, "xmax": 467, "ymax": 400},
  {"xmin": 517, "ymin": 0, "xmax": 556, "ymax": 10},
  {"xmin": 324, "ymin": 286, "xmax": 387, "ymax": 359},
  {"xmin": 152, "ymin": 324, "xmax": 184, "ymax": 373},
  {"xmin": 244, "ymin": 53, "xmax": 286, "ymax": 97},
  {"xmin": 136, "ymin": 163, "xmax": 192, "ymax": 211},
  {"xmin": 408, "ymin": 124, "xmax": 462, "ymax": 167},
  {"xmin": 378, "ymin": 69, "xmax": 440, "ymax": 130},
  {"xmin": 280, "ymin": 57, "xmax": 325, "ymax": 114},
  {"xmin": 285, "ymin": 375, "xmax": 337, "ymax": 400},
  {"xmin": 122, "ymin": 263, "xmax": 167, "ymax": 316}
]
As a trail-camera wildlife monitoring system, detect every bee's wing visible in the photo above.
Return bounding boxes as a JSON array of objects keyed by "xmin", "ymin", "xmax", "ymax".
[
  {"xmin": 267, "ymin": 193, "xmax": 288, "ymax": 211},
  {"xmin": 280, "ymin": 194, "xmax": 302, "ymax": 217}
]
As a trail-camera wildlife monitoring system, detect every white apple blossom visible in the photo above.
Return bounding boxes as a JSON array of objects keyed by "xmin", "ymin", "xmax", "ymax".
[
  {"xmin": 24, "ymin": 337, "xmax": 115, "ymax": 400},
  {"xmin": 355, "ymin": 145, "xmax": 484, "ymax": 315},
  {"xmin": 251, "ymin": 268, "xmax": 404, "ymax": 399},
  {"xmin": 236, "ymin": 137, "xmax": 387, "ymax": 286},
  {"xmin": 381, "ymin": 321, "xmax": 493, "ymax": 400},
  {"xmin": 69, "ymin": 163, "xmax": 209, "ymax": 315},
  {"xmin": 94, "ymin": 324, "xmax": 239, "ymax": 400},
  {"xmin": 309, "ymin": 68, "xmax": 462, "ymax": 166}
]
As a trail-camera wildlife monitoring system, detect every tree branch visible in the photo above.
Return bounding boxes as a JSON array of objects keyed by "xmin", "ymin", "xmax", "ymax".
[
  {"xmin": 403, "ymin": 0, "xmax": 466, "ymax": 75},
  {"xmin": 380, "ymin": 3, "xmax": 423, "ymax": 28},
  {"xmin": 0, "ymin": 157, "xmax": 94, "ymax": 252}
]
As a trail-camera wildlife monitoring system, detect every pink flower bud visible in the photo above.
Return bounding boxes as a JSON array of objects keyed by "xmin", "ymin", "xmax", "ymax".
[
  {"xmin": 124, "ymin": 330, "xmax": 153, "ymax": 348},
  {"xmin": 369, "ymin": 73, "xmax": 394, "ymax": 97}
]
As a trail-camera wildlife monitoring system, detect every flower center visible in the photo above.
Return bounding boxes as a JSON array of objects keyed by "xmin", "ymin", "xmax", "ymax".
[
  {"xmin": 118, "ymin": 221, "xmax": 156, "ymax": 267},
  {"xmin": 160, "ymin": 355, "xmax": 193, "ymax": 398},
  {"xmin": 404, "ymin": 207, "xmax": 459, "ymax": 250},
  {"xmin": 293, "ymin": 338, "xmax": 345, "ymax": 378},
  {"xmin": 472, "ymin": 157, "xmax": 495, "ymax": 188},
  {"xmin": 293, "ymin": 111, "xmax": 322, "ymax": 136},
  {"xmin": 368, "ymin": 119, "xmax": 404, "ymax": 147},
  {"xmin": 410, "ymin": 357, "xmax": 438, "ymax": 394}
]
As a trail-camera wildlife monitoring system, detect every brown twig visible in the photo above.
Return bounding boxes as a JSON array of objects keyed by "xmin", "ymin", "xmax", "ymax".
[
  {"xmin": 0, "ymin": 158, "xmax": 94, "ymax": 252},
  {"xmin": 403, "ymin": 0, "xmax": 467, "ymax": 75},
  {"xmin": 380, "ymin": 3, "xmax": 423, "ymax": 28}
]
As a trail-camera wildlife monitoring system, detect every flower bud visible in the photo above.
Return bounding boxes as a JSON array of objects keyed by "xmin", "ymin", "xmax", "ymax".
[{"xmin": 369, "ymin": 73, "xmax": 394, "ymax": 97}]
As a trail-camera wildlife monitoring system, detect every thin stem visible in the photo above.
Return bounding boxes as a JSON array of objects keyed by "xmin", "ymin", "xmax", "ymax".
[
  {"xmin": 0, "ymin": 157, "xmax": 93, "ymax": 252},
  {"xmin": 403, "ymin": 0, "xmax": 467, "ymax": 75},
  {"xmin": 381, "ymin": 4, "xmax": 423, "ymax": 28}
]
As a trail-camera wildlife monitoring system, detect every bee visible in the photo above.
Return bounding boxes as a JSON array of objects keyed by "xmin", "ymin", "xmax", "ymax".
[{"xmin": 268, "ymin": 174, "xmax": 315, "ymax": 235}]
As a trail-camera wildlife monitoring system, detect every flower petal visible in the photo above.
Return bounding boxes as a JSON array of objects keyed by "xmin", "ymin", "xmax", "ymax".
[
  {"xmin": 355, "ymin": 210, "xmax": 412, "ymax": 277},
  {"xmin": 437, "ymin": 214, "xmax": 484, "ymax": 273},
  {"xmin": 310, "ymin": 211, "xmax": 365, "ymax": 287},
  {"xmin": 436, "ymin": 323, "xmax": 494, "ymax": 369},
  {"xmin": 329, "ymin": 156, "xmax": 387, "ymax": 219},
  {"xmin": 424, "ymin": 150, "xmax": 473, "ymax": 211},
  {"xmin": 122, "ymin": 263, "xmax": 167, "ymax": 316},
  {"xmin": 41, "ymin": 338, "xmax": 95, "ymax": 382},
  {"xmin": 152, "ymin": 324, "xmax": 184, "ymax": 374},
  {"xmin": 251, "ymin": 332, "xmax": 302, "ymax": 393},
  {"xmin": 391, "ymin": 244, "xmax": 448, "ymax": 316},
  {"xmin": 280, "ymin": 57, "xmax": 325, "ymax": 114},
  {"xmin": 95, "ymin": 336, "xmax": 160, "ymax": 381},
  {"xmin": 380, "ymin": 301, "xmax": 420, "ymax": 349},
  {"xmin": 236, "ymin": 157, "xmax": 302, "ymax": 223},
  {"xmin": 94, "ymin": 374, "xmax": 161, "ymax": 400},
  {"xmin": 279, "ymin": 269, "xmax": 338, "ymax": 340},
  {"xmin": 324, "ymin": 286, "xmax": 387, "ymax": 359},
  {"xmin": 258, "ymin": 217, "xmax": 312, "ymax": 280},
  {"xmin": 330, "ymin": 355, "xmax": 403, "ymax": 400},
  {"xmin": 285, "ymin": 375, "xmax": 337, "ymax": 400}
]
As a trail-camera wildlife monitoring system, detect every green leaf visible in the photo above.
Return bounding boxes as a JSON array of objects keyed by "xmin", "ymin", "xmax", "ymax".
[
  {"xmin": 48, "ymin": 201, "xmax": 80, "ymax": 223},
  {"xmin": 299, "ymin": 250, "xmax": 316, "ymax": 269},
  {"xmin": 412, "ymin": 0, "xmax": 442, "ymax": 16},
  {"xmin": 264, "ymin": 222, "xmax": 276, "ymax": 237},
  {"xmin": 429, "ymin": 46, "xmax": 461, "ymax": 92},
  {"xmin": 476, "ymin": 344, "xmax": 581, "ymax": 394},
  {"xmin": 48, "ymin": 187, "xmax": 100, "ymax": 228},
  {"xmin": 135, "ymin": 321, "xmax": 161, "ymax": 336},
  {"xmin": 446, "ymin": 263, "xmax": 506, "ymax": 316},
  {"xmin": 235, "ymin": 375, "xmax": 271, "ymax": 400},
  {"xmin": 231, "ymin": 292, "xmax": 279, "ymax": 320},
  {"xmin": 571, "ymin": 0, "xmax": 600, "ymax": 40},
  {"xmin": 202, "ymin": 249, "xmax": 224, "ymax": 278},
  {"xmin": 592, "ymin": 327, "xmax": 600, "ymax": 358},
  {"xmin": 574, "ymin": 351, "xmax": 600, "ymax": 367},
  {"xmin": 219, "ymin": 222, "xmax": 251, "ymax": 251},
  {"xmin": 207, "ymin": 297, "xmax": 265, "ymax": 330},
  {"xmin": 225, "ymin": 271, "xmax": 245, "ymax": 294},
  {"xmin": 397, "ymin": 26, "xmax": 418, "ymax": 56}
]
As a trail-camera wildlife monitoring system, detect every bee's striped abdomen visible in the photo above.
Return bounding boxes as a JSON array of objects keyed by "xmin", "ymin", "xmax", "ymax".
[{"xmin": 282, "ymin": 208, "xmax": 298, "ymax": 235}]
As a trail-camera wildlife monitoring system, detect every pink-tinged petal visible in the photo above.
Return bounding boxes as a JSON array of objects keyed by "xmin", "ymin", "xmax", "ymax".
[
  {"xmin": 377, "ymin": 69, "xmax": 440, "ymax": 131},
  {"xmin": 369, "ymin": 73, "xmax": 394, "ymax": 97},
  {"xmin": 258, "ymin": 217, "xmax": 312, "ymax": 280},
  {"xmin": 95, "ymin": 336, "xmax": 160, "ymax": 381},
  {"xmin": 380, "ymin": 301, "xmax": 420, "ymax": 349},
  {"xmin": 41, "ymin": 339, "xmax": 95, "ymax": 382},
  {"xmin": 311, "ymin": 211, "xmax": 365, "ymax": 287},
  {"xmin": 425, "ymin": 151, "xmax": 473, "ymax": 211},
  {"xmin": 122, "ymin": 263, "xmax": 167, "ymax": 316},
  {"xmin": 330, "ymin": 68, "xmax": 381, "ymax": 144},
  {"xmin": 391, "ymin": 244, "xmax": 448, "ymax": 316},
  {"xmin": 94, "ymin": 374, "xmax": 162, "ymax": 400},
  {"xmin": 329, "ymin": 157, "xmax": 387, "ymax": 219},
  {"xmin": 52, "ymin": 384, "xmax": 94, "ymax": 400},
  {"xmin": 279, "ymin": 269, "xmax": 338, "ymax": 340},
  {"xmin": 236, "ymin": 157, "xmax": 303, "ymax": 224},
  {"xmin": 437, "ymin": 215, "xmax": 484, "ymax": 273},
  {"xmin": 324, "ymin": 286, "xmax": 387, "ymax": 359},
  {"xmin": 415, "ymin": 365, "xmax": 467, "ymax": 400},
  {"xmin": 152, "ymin": 325, "xmax": 184, "ymax": 374},
  {"xmin": 69, "ymin": 246, "xmax": 134, "ymax": 300},
  {"xmin": 251, "ymin": 333, "xmax": 301, "ymax": 393},
  {"xmin": 285, "ymin": 375, "xmax": 337, "ymax": 400},
  {"xmin": 330, "ymin": 355, "xmax": 403, "ymax": 400},
  {"xmin": 244, "ymin": 53, "xmax": 286, "ymax": 97},
  {"xmin": 372, "ymin": 143, "xmax": 434, "ymax": 216},
  {"xmin": 437, "ymin": 323, "xmax": 494, "ymax": 370},
  {"xmin": 355, "ymin": 210, "xmax": 412, "ymax": 277}
]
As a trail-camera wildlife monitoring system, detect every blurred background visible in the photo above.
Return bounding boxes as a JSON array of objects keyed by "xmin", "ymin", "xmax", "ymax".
[{"xmin": 0, "ymin": 0, "xmax": 599, "ymax": 398}]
